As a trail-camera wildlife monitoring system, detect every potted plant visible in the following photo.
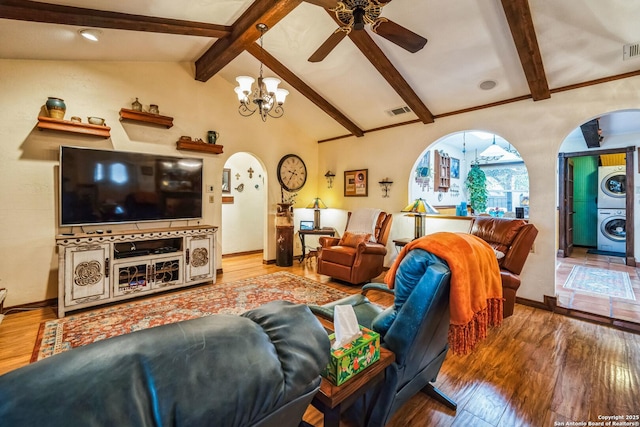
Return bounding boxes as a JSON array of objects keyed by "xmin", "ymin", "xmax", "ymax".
[{"xmin": 465, "ymin": 164, "xmax": 488, "ymax": 214}]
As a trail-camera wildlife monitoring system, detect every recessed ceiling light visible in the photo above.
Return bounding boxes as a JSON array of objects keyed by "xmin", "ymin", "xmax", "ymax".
[
  {"xmin": 479, "ymin": 80, "xmax": 497, "ymax": 90},
  {"xmin": 79, "ymin": 29, "xmax": 102, "ymax": 42}
]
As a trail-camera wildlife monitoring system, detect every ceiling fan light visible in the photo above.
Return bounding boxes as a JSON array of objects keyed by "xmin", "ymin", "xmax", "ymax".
[
  {"xmin": 235, "ymin": 76, "xmax": 254, "ymax": 93},
  {"xmin": 352, "ymin": 7, "xmax": 366, "ymax": 30},
  {"xmin": 275, "ymin": 88, "xmax": 289, "ymax": 105},
  {"xmin": 262, "ymin": 77, "xmax": 281, "ymax": 95}
]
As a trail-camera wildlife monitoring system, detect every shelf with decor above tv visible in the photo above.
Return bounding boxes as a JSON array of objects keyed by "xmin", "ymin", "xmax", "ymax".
[{"xmin": 37, "ymin": 116, "xmax": 111, "ymax": 138}]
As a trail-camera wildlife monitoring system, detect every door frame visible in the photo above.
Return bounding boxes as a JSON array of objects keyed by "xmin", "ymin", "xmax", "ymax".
[{"xmin": 558, "ymin": 145, "xmax": 635, "ymax": 266}]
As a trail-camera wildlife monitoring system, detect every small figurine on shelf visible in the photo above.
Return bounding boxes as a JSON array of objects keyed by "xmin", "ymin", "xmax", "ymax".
[
  {"xmin": 149, "ymin": 104, "xmax": 159, "ymax": 114},
  {"xmin": 131, "ymin": 97, "xmax": 142, "ymax": 112},
  {"xmin": 194, "ymin": 138, "xmax": 204, "ymax": 143}
]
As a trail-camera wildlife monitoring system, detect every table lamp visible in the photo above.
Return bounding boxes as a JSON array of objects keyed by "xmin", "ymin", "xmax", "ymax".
[
  {"xmin": 402, "ymin": 198, "xmax": 439, "ymax": 239},
  {"xmin": 307, "ymin": 198, "xmax": 327, "ymax": 229}
]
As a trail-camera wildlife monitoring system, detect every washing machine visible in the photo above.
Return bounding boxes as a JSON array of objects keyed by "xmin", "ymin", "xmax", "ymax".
[
  {"xmin": 598, "ymin": 166, "xmax": 626, "ymax": 208},
  {"xmin": 597, "ymin": 209, "xmax": 626, "ymax": 253}
]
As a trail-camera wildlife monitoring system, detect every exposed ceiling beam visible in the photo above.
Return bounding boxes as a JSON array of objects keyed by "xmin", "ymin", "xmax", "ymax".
[
  {"xmin": 500, "ymin": 0, "xmax": 551, "ymax": 101},
  {"xmin": 0, "ymin": 0, "xmax": 231, "ymax": 38},
  {"xmin": 339, "ymin": 18, "xmax": 434, "ymax": 124},
  {"xmin": 245, "ymin": 43, "xmax": 364, "ymax": 137},
  {"xmin": 195, "ymin": 0, "xmax": 302, "ymax": 82}
]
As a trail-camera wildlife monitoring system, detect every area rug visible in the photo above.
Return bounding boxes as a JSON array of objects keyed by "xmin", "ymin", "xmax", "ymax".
[
  {"xmin": 32, "ymin": 272, "xmax": 348, "ymax": 362},
  {"xmin": 563, "ymin": 265, "xmax": 635, "ymax": 300}
]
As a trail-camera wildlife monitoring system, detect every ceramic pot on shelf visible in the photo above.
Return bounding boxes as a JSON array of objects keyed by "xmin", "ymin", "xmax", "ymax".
[{"xmin": 45, "ymin": 97, "xmax": 66, "ymax": 120}]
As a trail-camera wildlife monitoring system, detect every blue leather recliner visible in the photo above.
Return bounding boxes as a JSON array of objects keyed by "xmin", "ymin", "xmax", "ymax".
[
  {"xmin": 0, "ymin": 301, "xmax": 330, "ymax": 427},
  {"xmin": 310, "ymin": 249, "xmax": 456, "ymax": 427}
]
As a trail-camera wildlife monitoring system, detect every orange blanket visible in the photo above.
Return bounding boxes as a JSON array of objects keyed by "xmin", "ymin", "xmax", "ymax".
[{"xmin": 384, "ymin": 232, "xmax": 503, "ymax": 355}]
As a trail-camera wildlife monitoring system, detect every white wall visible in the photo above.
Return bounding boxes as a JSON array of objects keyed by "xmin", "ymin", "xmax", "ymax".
[
  {"xmin": 2, "ymin": 58, "xmax": 640, "ymax": 308},
  {"xmin": 318, "ymin": 75, "xmax": 640, "ymax": 303},
  {"xmin": 0, "ymin": 59, "xmax": 319, "ymax": 307},
  {"xmin": 221, "ymin": 152, "xmax": 265, "ymax": 255}
]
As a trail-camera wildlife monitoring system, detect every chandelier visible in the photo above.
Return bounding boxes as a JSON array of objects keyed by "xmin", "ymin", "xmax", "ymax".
[{"xmin": 234, "ymin": 23, "xmax": 289, "ymax": 122}]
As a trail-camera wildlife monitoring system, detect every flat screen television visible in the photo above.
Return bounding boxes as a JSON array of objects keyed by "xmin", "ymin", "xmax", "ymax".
[{"xmin": 60, "ymin": 146, "xmax": 203, "ymax": 226}]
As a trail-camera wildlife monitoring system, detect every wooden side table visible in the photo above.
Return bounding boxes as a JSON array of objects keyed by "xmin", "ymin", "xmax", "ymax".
[
  {"xmin": 392, "ymin": 237, "xmax": 412, "ymax": 252},
  {"xmin": 311, "ymin": 348, "xmax": 395, "ymax": 427},
  {"xmin": 298, "ymin": 228, "xmax": 336, "ymax": 263}
]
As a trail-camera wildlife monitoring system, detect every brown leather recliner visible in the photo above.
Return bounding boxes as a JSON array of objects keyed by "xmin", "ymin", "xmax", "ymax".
[
  {"xmin": 468, "ymin": 216, "xmax": 538, "ymax": 317},
  {"xmin": 317, "ymin": 211, "xmax": 393, "ymax": 285}
]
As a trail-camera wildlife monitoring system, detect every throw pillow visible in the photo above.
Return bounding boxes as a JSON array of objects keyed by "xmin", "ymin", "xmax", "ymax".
[{"xmin": 339, "ymin": 231, "xmax": 372, "ymax": 248}]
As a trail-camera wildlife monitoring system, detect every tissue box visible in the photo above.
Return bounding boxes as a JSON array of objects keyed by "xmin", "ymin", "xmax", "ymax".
[{"xmin": 322, "ymin": 326, "xmax": 380, "ymax": 386}]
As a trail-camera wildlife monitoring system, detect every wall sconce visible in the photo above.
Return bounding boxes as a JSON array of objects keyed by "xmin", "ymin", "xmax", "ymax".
[
  {"xmin": 325, "ymin": 171, "xmax": 336, "ymax": 189},
  {"xmin": 378, "ymin": 178, "xmax": 393, "ymax": 198}
]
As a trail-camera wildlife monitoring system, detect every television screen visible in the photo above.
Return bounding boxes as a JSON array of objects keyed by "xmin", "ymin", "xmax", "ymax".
[{"xmin": 60, "ymin": 146, "xmax": 203, "ymax": 226}]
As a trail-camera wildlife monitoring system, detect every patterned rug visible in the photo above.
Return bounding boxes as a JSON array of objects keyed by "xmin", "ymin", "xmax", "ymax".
[
  {"xmin": 32, "ymin": 272, "xmax": 348, "ymax": 362},
  {"xmin": 563, "ymin": 266, "xmax": 635, "ymax": 300}
]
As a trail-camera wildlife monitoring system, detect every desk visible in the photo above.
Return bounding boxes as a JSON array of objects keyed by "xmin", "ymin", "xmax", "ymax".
[
  {"xmin": 298, "ymin": 228, "xmax": 336, "ymax": 262},
  {"xmin": 312, "ymin": 348, "xmax": 395, "ymax": 427}
]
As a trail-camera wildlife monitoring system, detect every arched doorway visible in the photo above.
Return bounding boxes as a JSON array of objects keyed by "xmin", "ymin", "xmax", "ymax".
[
  {"xmin": 555, "ymin": 109, "xmax": 640, "ymax": 324},
  {"xmin": 221, "ymin": 152, "xmax": 267, "ymax": 256}
]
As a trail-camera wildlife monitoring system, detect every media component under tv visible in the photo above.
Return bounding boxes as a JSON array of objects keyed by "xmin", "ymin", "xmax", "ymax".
[{"xmin": 60, "ymin": 146, "xmax": 203, "ymax": 226}]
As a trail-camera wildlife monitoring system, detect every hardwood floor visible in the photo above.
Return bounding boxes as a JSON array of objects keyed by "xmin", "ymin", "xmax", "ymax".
[{"xmin": 1, "ymin": 253, "xmax": 639, "ymax": 426}]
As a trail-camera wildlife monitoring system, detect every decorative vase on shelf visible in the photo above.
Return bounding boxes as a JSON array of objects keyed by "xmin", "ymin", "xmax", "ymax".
[
  {"xmin": 45, "ymin": 97, "xmax": 66, "ymax": 120},
  {"xmin": 131, "ymin": 97, "xmax": 142, "ymax": 112}
]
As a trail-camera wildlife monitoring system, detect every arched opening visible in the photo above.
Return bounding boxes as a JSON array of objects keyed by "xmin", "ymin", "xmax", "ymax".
[
  {"xmin": 555, "ymin": 110, "xmax": 640, "ymax": 324},
  {"xmin": 408, "ymin": 131, "xmax": 528, "ymax": 221},
  {"xmin": 221, "ymin": 152, "xmax": 267, "ymax": 258}
]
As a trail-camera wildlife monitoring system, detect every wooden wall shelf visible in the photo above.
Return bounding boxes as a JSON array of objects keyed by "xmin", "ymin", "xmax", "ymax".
[
  {"xmin": 434, "ymin": 150, "xmax": 451, "ymax": 192},
  {"xmin": 176, "ymin": 140, "xmax": 224, "ymax": 154},
  {"xmin": 119, "ymin": 108, "xmax": 174, "ymax": 128},
  {"xmin": 37, "ymin": 116, "xmax": 111, "ymax": 138}
]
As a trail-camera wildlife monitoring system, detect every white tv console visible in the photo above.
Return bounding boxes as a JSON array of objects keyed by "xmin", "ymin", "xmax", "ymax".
[{"xmin": 56, "ymin": 225, "xmax": 217, "ymax": 318}]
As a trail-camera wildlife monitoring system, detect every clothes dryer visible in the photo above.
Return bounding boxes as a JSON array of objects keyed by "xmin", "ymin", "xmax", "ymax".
[
  {"xmin": 598, "ymin": 166, "xmax": 626, "ymax": 208},
  {"xmin": 597, "ymin": 208, "xmax": 626, "ymax": 253}
]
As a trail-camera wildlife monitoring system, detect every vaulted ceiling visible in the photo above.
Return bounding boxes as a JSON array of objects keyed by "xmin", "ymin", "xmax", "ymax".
[{"xmin": 1, "ymin": 0, "xmax": 640, "ymax": 142}]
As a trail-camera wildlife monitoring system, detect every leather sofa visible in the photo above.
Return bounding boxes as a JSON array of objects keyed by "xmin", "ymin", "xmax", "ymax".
[
  {"xmin": 469, "ymin": 216, "xmax": 539, "ymax": 317},
  {"xmin": 0, "ymin": 301, "xmax": 330, "ymax": 427},
  {"xmin": 317, "ymin": 211, "xmax": 393, "ymax": 285}
]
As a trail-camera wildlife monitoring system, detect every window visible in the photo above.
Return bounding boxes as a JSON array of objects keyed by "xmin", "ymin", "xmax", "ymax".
[{"xmin": 481, "ymin": 162, "xmax": 529, "ymax": 214}]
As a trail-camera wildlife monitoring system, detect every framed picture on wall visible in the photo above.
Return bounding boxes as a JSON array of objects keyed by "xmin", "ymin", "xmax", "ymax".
[
  {"xmin": 222, "ymin": 168, "xmax": 231, "ymax": 194},
  {"xmin": 344, "ymin": 169, "xmax": 368, "ymax": 197},
  {"xmin": 451, "ymin": 158, "xmax": 460, "ymax": 179}
]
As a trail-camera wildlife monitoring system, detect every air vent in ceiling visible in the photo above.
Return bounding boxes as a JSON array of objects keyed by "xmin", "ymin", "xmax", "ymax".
[
  {"xmin": 386, "ymin": 106, "xmax": 412, "ymax": 117},
  {"xmin": 623, "ymin": 42, "xmax": 640, "ymax": 61}
]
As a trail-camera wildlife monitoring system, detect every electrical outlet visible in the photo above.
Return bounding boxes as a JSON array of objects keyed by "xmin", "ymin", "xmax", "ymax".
[{"xmin": 207, "ymin": 185, "xmax": 214, "ymax": 193}]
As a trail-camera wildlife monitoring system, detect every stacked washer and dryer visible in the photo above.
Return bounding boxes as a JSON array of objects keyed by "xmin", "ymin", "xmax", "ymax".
[{"xmin": 597, "ymin": 165, "xmax": 626, "ymax": 253}]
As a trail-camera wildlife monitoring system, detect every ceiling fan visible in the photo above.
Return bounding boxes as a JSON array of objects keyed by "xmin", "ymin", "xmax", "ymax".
[{"xmin": 304, "ymin": 0, "xmax": 428, "ymax": 62}]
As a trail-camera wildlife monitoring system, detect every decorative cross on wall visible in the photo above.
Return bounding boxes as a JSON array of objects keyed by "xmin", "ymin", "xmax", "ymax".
[
  {"xmin": 247, "ymin": 167, "xmax": 254, "ymax": 178},
  {"xmin": 235, "ymin": 173, "xmax": 241, "ymax": 180}
]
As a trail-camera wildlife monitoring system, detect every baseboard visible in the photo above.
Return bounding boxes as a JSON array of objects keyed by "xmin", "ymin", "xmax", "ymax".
[
  {"xmin": 222, "ymin": 250, "xmax": 263, "ymax": 258},
  {"xmin": 2, "ymin": 297, "xmax": 57, "ymax": 313},
  {"xmin": 516, "ymin": 295, "xmax": 640, "ymax": 334},
  {"xmin": 515, "ymin": 295, "xmax": 555, "ymax": 311}
]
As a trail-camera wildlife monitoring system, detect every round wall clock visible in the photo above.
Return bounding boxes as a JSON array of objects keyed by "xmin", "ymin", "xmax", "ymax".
[{"xmin": 277, "ymin": 154, "xmax": 307, "ymax": 192}]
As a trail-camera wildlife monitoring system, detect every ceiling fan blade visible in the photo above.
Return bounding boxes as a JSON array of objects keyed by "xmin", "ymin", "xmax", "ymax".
[
  {"xmin": 302, "ymin": 0, "xmax": 338, "ymax": 8},
  {"xmin": 308, "ymin": 30, "xmax": 347, "ymax": 62},
  {"xmin": 372, "ymin": 19, "xmax": 427, "ymax": 53}
]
